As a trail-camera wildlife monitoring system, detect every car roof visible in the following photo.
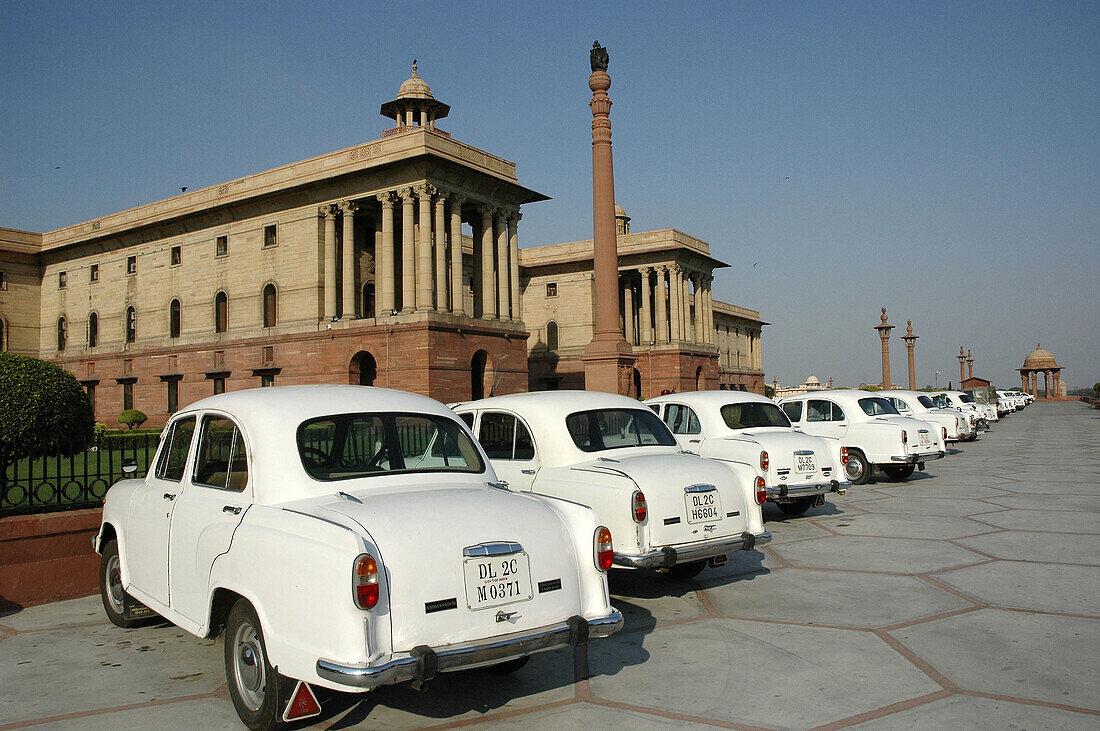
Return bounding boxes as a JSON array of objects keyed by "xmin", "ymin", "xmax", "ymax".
[
  {"xmin": 777, "ymin": 389, "xmax": 889, "ymax": 405},
  {"xmin": 646, "ymin": 390, "xmax": 776, "ymax": 407},
  {"xmin": 454, "ymin": 390, "xmax": 648, "ymax": 420}
]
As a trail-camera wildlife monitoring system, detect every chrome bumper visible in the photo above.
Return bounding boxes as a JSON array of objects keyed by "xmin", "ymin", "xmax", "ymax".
[
  {"xmin": 316, "ymin": 609, "xmax": 623, "ymax": 690},
  {"xmin": 890, "ymin": 451, "xmax": 945, "ymax": 463},
  {"xmin": 613, "ymin": 530, "xmax": 772, "ymax": 569},
  {"xmin": 766, "ymin": 479, "xmax": 849, "ymax": 501}
]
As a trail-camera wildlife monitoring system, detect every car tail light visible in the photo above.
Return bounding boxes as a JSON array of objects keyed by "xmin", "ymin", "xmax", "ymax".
[
  {"xmin": 631, "ymin": 490, "xmax": 647, "ymax": 523},
  {"xmin": 841, "ymin": 447, "xmax": 849, "ymax": 464},
  {"xmin": 755, "ymin": 476, "xmax": 766, "ymax": 505},
  {"xmin": 353, "ymin": 554, "xmax": 379, "ymax": 609},
  {"xmin": 594, "ymin": 526, "xmax": 614, "ymax": 571},
  {"xmin": 759, "ymin": 450, "xmax": 769, "ymax": 471},
  {"xmin": 942, "ymin": 427, "xmax": 947, "ymax": 441},
  {"xmin": 901, "ymin": 430, "xmax": 908, "ymax": 445}
]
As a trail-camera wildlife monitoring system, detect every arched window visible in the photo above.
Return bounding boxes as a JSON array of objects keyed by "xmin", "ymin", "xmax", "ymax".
[
  {"xmin": 169, "ymin": 299, "xmax": 181, "ymax": 338},
  {"xmin": 546, "ymin": 321, "xmax": 559, "ymax": 350},
  {"xmin": 350, "ymin": 351, "xmax": 377, "ymax": 386},
  {"xmin": 262, "ymin": 284, "xmax": 277, "ymax": 328},
  {"xmin": 88, "ymin": 312, "xmax": 98, "ymax": 348},
  {"xmin": 696, "ymin": 366, "xmax": 705, "ymax": 391},
  {"xmin": 57, "ymin": 317, "xmax": 67, "ymax": 351},
  {"xmin": 215, "ymin": 291, "xmax": 228, "ymax": 333},
  {"xmin": 125, "ymin": 306, "xmax": 136, "ymax": 343},
  {"xmin": 362, "ymin": 282, "xmax": 376, "ymax": 319},
  {"xmin": 471, "ymin": 350, "xmax": 490, "ymax": 400}
]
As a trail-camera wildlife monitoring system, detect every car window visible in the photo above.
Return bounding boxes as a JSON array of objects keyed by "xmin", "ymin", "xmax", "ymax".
[
  {"xmin": 514, "ymin": 419, "xmax": 535, "ymax": 460},
  {"xmin": 193, "ymin": 415, "xmax": 249, "ymax": 491},
  {"xmin": 917, "ymin": 395, "xmax": 936, "ymax": 409},
  {"xmin": 720, "ymin": 402, "xmax": 791, "ymax": 429},
  {"xmin": 662, "ymin": 404, "xmax": 701, "ymax": 435},
  {"xmin": 155, "ymin": 416, "xmax": 196, "ymax": 482},
  {"xmin": 832, "ymin": 402, "xmax": 846, "ymax": 421},
  {"xmin": 781, "ymin": 401, "xmax": 803, "ymax": 422},
  {"xmin": 478, "ymin": 412, "xmax": 536, "ymax": 461},
  {"xmin": 859, "ymin": 397, "xmax": 900, "ymax": 416},
  {"xmin": 932, "ymin": 395, "xmax": 948, "ymax": 408},
  {"xmin": 806, "ymin": 400, "xmax": 832, "ymax": 422},
  {"xmin": 888, "ymin": 397, "xmax": 910, "ymax": 413},
  {"xmin": 458, "ymin": 412, "xmax": 474, "ymax": 429},
  {"xmin": 297, "ymin": 412, "xmax": 484, "ymax": 480},
  {"xmin": 566, "ymin": 408, "xmax": 677, "ymax": 452},
  {"xmin": 959, "ymin": 394, "xmax": 975, "ymax": 403}
]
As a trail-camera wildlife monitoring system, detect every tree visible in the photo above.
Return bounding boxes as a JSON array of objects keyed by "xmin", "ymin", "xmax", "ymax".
[
  {"xmin": 118, "ymin": 409, "xmax": 149, "ymax": 430},
  {"xmin": 1094, "ymin": 383, "xmax": 1100, "ymax": 397},
  {"xmin": 764, "ymin": 385, "xmax": 775, "ymax": 398}
]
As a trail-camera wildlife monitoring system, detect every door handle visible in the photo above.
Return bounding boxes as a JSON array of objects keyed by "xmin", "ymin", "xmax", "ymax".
[
  {"xmin": 222, "ymin": 505, "xmax": 242, "ymax": 515},
  {"xmin": 521, "ymin": 469, "xmax": 536, "ymax": 475},
  {"xmin": 162, "ymin": 493, "xmax": 176, "ymax": 501}
]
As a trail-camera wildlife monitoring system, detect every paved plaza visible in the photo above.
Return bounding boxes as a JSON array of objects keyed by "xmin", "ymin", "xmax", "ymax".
[{"xmin": 1, "ymin": 402, "xmax": 1097, "ymax": 730}]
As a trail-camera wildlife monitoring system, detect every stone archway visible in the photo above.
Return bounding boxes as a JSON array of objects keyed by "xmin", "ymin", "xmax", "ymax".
[
  {"xmin": 695, "ymin": 366, "xmax": 705, "ymax": 392},
  {"xmin": 349, "ymin": 351, "xmax": 377, "ymax": 386},
  {"xmin": 471, "ymin": 350, "xmax": 493, "ymax": 400},
  {"xmin": 632, "ymin": 368, "xmax": 642, "ymax": 399}
]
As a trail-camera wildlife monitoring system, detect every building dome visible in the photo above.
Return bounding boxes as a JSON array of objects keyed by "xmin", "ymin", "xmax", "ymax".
[
  {"xmin": 379, "ymin": 61, "xmax": 450, "ymax": 128},
  {"xmin": 805, "ymin": 374, "xmax": 820, "ymax": 385},
  {"xmin": 396, "ymin": 62, "xmax": 434, "ymax": 100},
  {"xmin": 1022, "ymin": 344, "xmax": 1059, "ymax": 369}
]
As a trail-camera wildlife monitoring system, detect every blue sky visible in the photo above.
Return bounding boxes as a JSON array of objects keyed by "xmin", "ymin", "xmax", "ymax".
[{"xmin": 2, "ymin": 1, "xmax": 1096, "ymax": 389}]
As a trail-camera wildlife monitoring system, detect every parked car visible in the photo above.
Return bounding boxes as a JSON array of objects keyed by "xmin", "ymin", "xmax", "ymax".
[
  {"xmin": 644, "ymin": 390, "xmax": 849, "ymax": 516},
  {"xmin": 964, "ymin": 386, "xmax": 1001, "ymax": 422},
  {"xmin": 96, "ymin": 386, "xmax": 622, "ymax": 729},
  {"xmin": 778, "ymin": 390, "xmax": 945, "ymax": 484},
  {"xmin": 931, "ymin": 390, "xmax": 990, "ymax": 430},
  {"xmin": 879, "ymin": 389, "xmax": 974, "ymax": 443},
  {"xmin": 452, "ymin": 391, "xmax": 770, "ymax": 580}
]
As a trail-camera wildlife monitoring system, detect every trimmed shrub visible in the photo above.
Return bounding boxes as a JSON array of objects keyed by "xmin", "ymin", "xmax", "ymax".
[
  {"xmin": 118, "ymin": 409, "xmax": 149, "ymax": 430},
  {"xmin": 0, "ymin": 353, "xmax": 94, "ymax": 463}
]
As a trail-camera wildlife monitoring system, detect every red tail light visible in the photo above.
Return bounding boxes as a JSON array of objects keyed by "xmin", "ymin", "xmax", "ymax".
[
  {"xmin": 631, "ymin": 490, "xmax": 647, "ymax": 523},
  {"xmin": 594, "ymin": 526, "xmax": 614, "ymax": 571},
  {"xmin": 901, "ymin": 430, "xmax": 908, "ymax": 445},
  {"xmin": 353, "ymin": 554, "xmax": 379, "ymax": 609},
  {"xmin": 942, "ymin": 427, "xmax": 947, "ymax": 441},
  {"xmin": 755, "ymin": 476, "xmax": 766, "ymax": 505},
  {"xmin": 759, "ymin": 450, "xmax": 769, "ymax": 471},
  {"xmin": 841, "ymin": 447, "xmax": 849, "ymax": 464}
]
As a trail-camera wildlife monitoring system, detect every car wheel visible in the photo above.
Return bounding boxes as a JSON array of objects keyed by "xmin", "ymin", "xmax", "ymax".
[
  {"xmin": 99, "ymin": 540, "xmax": 142, "ymax": 629},
  {"xmin": 483, "ymin": 655, "xmax": 531, "ymax": 674},
  {"xmin": 843, "ymin": 450, "xmax": 870, "ymax": 485},
  {"xmin": 882, "ymin": 464, "xmax": 915, "ymax": 481},
  {"xmin": 225, "ymin": 599, "xmax": 286, "ymax": 730},
  {"xmin": 777, "ymin": 497, "xmax": 815, "ymax": 516},
  {"xmin": 666, "ymin": 560, "xmax": 707, "ymax": 580}
]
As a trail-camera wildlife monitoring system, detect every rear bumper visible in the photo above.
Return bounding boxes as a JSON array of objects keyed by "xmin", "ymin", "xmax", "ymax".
[
  {"xmin": 614, "ymin": 530, "xmax": 772, "ymax": 569},
  {"xmin": 766, "ymin": 479, "xmax": 849, "ymax": 501},
  {"xmin": 890, "ymin": 451, "xmax": 945, "ymax": 463},
  {"xmin": 316, "ymin": 608, "xmax": 624, "ymax": 690}
]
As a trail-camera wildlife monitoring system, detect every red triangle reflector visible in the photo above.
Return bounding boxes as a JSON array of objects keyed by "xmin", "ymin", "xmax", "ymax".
[{"xmin": 282, "ymin": 680, "xmax": 321, "ymax": 722}]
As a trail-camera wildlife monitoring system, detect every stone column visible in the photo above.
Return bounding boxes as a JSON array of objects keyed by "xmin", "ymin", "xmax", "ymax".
[
  {"xmin": 495, "ymin": 210, "xmax": 510, "ymax": 320},
  {"xmin": 692, "ymin": 275, "xmax": 704, "ymax": 344},
  {"xmin": 682, "ymin": 272, "xmax": 692, "ymax": 343},
  {"xmin": 623, "ymin": 277, "xmax": 634, "ymax": 345},
  {"xmin": 668, "ymin": 266, "xmax": 683, "ymax": 342},
  {"xmin": 415, "ymin": 185, "xmax": 435, "ymax": 311},
  {"xmin": 704, "ymin": 276, "xmax": 715, "ymax": 345},
  {"xmin": 958, "ymin": 347, "xmax": 967, "ymax": 386},
  {"xmin": 902, "ymin": 321, "xmax": 918, "ymax": 390},
  {"xmin": 875, "ymin": 307, "xmax": 894, "ymax": 389},
  {"xmin": 966, "ymin": 350, "xmax": 974, "ymax": 380},
  {"xmin": 655, "ymin": 266, "xmax": 669, "ymax": 343},
  {"xmin": 399, "ymin": 188, "xmax": 415, "ymax": 313},
  {"xmin": 508, "ymin": 212, "xmax": 522, "ymax": 321},
  {"xmin": 1053, "ymin": 371, "xmax": 1061, "ymax": 398},
  {"xmin": 478, "ymin": 205, "xmax": 496, "ymax": 319},
  {"xmin": 1029, "ymin": 371, "xmax": 1037, "ymax": 396},
  {"xmin": 639, "ymin": 267, "xmax": 653, "ymax": 344},
  {"xmin": 339, "ymin": 201, "xmax": 357, "ymax": 318},
  {"xmin": 434, "ymin": 193, "xmax": 448, "ymax": 312},
  {"xmin": 377, "ymin": 193, "xmax": 396, "ymax": 315},
  {"xmin": 1044, "ymin": 371, "xmax": 1052, "ymax": 398},
  {"xmin": 320, "ymin": 205, "xmax": 337, "ymax": 320},
  {"xmin": 1021, "ymin": 373, "xmax": 1029, "ymax": 393},
  {"xmin": 450, "ymin": 195, "xmax": 466, "ymax": 315}
]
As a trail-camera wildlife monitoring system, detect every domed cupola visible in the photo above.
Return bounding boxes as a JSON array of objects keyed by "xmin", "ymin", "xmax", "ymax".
[{"xmin": 380, "ymin": 60, "xmax": 450, "ymax": 130}]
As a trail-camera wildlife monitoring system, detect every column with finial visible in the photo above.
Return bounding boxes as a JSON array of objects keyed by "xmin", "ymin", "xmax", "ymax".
[
  {"xmin": 902, "ymin": 320, "xmax": 918, "ymax": 390},
  {"xmin": 957, "ymin": 347, "xmax": 966, "ymax": 387},
  {"xmin": 320, "ymin": 205, "xmax": 338, "ymax": 320},
  {"xmin": 875, "ymin": 306, "xmax": 894, "ymax": 389},
  {"xmin": 966, "ymin": 350, "xmax": 974, "ymax": 381}
]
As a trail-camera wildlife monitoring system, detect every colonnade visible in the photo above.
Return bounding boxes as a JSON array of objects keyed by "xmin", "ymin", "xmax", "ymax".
[
  {"xmin": 1021, "ymin": 369, "xmax": 1061, "ymax": 399},
  {"xmin": 319, "ymin": 186, "xmax": 521, "ymax": 322},
  {"xmin": 620, "ymin": 265, "xmax": 714, "ymax": 347}
]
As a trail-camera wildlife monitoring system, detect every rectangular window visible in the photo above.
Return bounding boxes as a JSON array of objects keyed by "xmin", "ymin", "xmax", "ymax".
[
  {"xmin": 0, "ymin": 271, "xmax": 6, "ymax": 290},
  {"xmin": 58, "ymin": 271, "xmax": 67, "ymax": 289},
  {"xmin": 806, "ymin": 400, "xmax": 833, "ymax": 423},
  {"xmin": 170, "ymin": 246, "xmax": 182, "ymax": 266},
  {"xmin": 781, "ymin": 401, "xmax": 803, "ymax": 422},
  {"xmin": 155, "ymin": 416, "xmax": 196, "ymax": 482},
  {"xmin": 90, "ymin": 264, "xmax": 99, "ymax": 282},
  {"xmin": 263, "ymin": 224, "xmax": 277, "ymax": 248},
  {"xmin": 193, "ymin": 415, "xmax": 249, "ymax": 491},
  {"xmin": 167, "ymin": 380, "xmax": 179, "ymax": 414},
  {"xmin": 127, "ymin": 256, "xmax": 137, "ymax": 275},
  {"xmin": 122, "ymin": 382, "xmax": 134, "ymax": 411},
  {"xmin": 86, "ymin": 384, "xmax": 96, "ymax": 414},
  {"xmin": 213, "ymin": 376, "xmax": 226, "ymax": 395},
  {"xmin": 216, "ymin": 235, "xmax": 228, "ymax": 257},
  {"xmin": 546, "ymin": 282, "xmax": 557, "ymax": 297},
  {"xmin": 260, "ymin": 373, "xmax": 275, "ymax": 388}
]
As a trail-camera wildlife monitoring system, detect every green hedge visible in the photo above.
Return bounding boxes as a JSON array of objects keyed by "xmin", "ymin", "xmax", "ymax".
[{"xmin": 0, "ymin": 353, "xmax": 94, "ymax": 462}]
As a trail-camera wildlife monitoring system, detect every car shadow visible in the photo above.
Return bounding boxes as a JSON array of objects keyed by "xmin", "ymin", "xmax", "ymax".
[{"xmin": 762, "ymin": 501, "xmax": 842, "ymax": 521}]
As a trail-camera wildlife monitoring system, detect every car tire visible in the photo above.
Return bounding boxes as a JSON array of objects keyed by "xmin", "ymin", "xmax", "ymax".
[
  {"xmin": 99, "ymin": 539, "xmax": 143, "ymax": 629},
  {"xmin": 666, "ymin": 560, "xmax": 707, "ymax": 580},
  {"xmin": 225, "ymin": 599, "xmax": 286, "ymax": 730},
  {"xmin": 483, "ymin": 655, "xmax": 531, "ymax": 674},
  {"xmin": 843, "ymin": 449, "xmax": 870, "ymax": 485},
  {"xmin": 882, "ymin": 464, "xmax": 915, "ymax": 481},
  {"xmin": 777, "ymin": 497, "xmax": 815, "ymax": 516}
]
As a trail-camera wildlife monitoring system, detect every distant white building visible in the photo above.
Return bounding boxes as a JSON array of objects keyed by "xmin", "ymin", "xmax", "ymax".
[{"xmin": 773, "ymin": 374, "xmax": 832, "ymax": 399}]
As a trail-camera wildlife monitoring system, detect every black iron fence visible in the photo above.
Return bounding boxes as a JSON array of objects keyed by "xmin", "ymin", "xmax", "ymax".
[{"xmin": 1, "ymin": 432, "xmax": 160, "ymax": 517}]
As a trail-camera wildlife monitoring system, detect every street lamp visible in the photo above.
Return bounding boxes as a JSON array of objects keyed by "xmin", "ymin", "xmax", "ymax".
[{"xmin": 935, "ymin": 370, "xmax": 941, "ymax": 388}]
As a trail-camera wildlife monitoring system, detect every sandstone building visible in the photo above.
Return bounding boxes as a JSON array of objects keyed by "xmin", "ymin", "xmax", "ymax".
[{"xmin": 0, "ymin": 66, "xmax": 764, "ymax": 426}]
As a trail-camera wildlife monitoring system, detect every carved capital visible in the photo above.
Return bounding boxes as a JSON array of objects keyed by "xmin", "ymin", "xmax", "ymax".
[
  {"xmin": 396, "ymin": 187, "xmax": 416, "ymax": 202},
  {"xmin": 640, "ymin": 266, "xmax": 653, "ymax": 276},
  {"xmin": 375, "ymin": 191, "xmax": 395, "ymax": 207},
  {"xmin": 449, "ymin": 193, "xmax": 467, "ymax": 208},
  {"xmin": 338, "ymin": 200, "xmax": 358, "ymax": 214},
  {"xmin": 414, "ymin": 183, "xmax": 436, "ymax": 199},
  {"xmin": 507, "ymin": 210, "xmax": 522, "ymax": 225},
  {"xmin": 318, "ymin": 204, "xmax": 337, "ymax": 219},
  {"xmin": 477, "ymin": 203, "xmax": 496, "ymax": 219}
]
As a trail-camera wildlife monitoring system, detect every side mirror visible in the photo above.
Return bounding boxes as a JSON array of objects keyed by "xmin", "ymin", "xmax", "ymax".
[{"xmin": 122, "ymin": 459, "xmax": 138, "ymax": 475}]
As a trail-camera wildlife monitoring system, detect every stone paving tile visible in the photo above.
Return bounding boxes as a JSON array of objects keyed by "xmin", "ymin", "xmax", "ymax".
[
  {"xmin": 0, "ymin": 594, "xmax": 105, "ymax": 632},
  {"xmin": 588, "ymin": 618, "xmax": 941, "ymax": 728},
  {"xmin": 954, "ymin": 530, "xmax": 1100, "ymax": 565},
  {"xmin": 872, "ymin": 483, "xmax": 1014, "ymax": 500},
  {"xmin": 606, "ymin": 571, "xmax": 709, "ymax": 633},
  {"xmin": 474, "ymin": 701, "xmax": 702, "ymax": 729},
  {"xmin": 770, "ymin": 535, "xmax": 987, "ymax": 574},
  {"xmin": 848, "ymin": 694, "xmax": 1100, "ymax": 730},
  {"xmin": 760, "ymin": 511, "xmax": 835, "ymax": 543},
  {"xmin": 982, "ymin": 494, "xmax": 1100, "ymax": 512},
  {"xmin": 27, "ymin": 697, "xmax": 240, "ymax": 730},
  {"xmin": 852, "ymin": 497, "xmax": 1008, "ymax": 517},
  {"xmin": 814, "ymin": 512, "xmax": 1000, "ymax": 540},
  {"xmin": 969, "ymin": 509, "xmax": 1100, "ymax": 534},
  {"xmin": 932, "ymin": 561, "xmax": 1100, "ymax": 616},
  {"xmin": 698, "ymin": 567, "xmax": 973, "ymax": 628},
  {"xmin": 889, "ymin": 609, "xmax": 1100, "ymax": 711}
]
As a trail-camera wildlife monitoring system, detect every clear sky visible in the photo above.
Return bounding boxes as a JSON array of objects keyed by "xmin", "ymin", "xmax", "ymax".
[{"xmin": 2, "ymin": 1, "xmax": 1096, "ymax": 390}]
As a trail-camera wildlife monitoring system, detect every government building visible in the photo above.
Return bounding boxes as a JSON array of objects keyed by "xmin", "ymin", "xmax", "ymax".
[{"xmin": 0, "ymin": 65, "xmax": 765, "ymax": 426}]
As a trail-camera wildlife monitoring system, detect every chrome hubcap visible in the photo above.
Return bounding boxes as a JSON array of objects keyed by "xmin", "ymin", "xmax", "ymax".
[
  {"xmin": 233, "ymin": 622, "xmax": 266, "ymax": 711},
  {"xmin": 106, "ymin": 555, "xmax": 124, "ymax": 614},
  {"xmin": 845, "ymin": 458, "xmax": 864, "ymax": 480}
]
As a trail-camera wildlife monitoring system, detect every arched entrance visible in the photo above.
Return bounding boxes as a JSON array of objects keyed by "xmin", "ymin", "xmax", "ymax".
[
  {"xmin": 471, "ymin": 350, "xmax": 492, "ymax": 400},
  {"xmin": 695, "ymin": 366, "xmax": 705, "ymax": 391},
  {"xmin": 349, "ymin": 351, "xmax": 377, "ymax": 386},
  {"xmin": 362, "ymin": 282, "xmax": 375, "ymax": 319},
  {"xmin": 632, "ymin": 368, "xmax": 642, "ymax": 399}
]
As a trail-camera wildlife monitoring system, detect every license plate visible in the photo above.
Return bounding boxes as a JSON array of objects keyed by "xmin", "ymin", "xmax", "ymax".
[
  {"xmin": 795, "ymin": 452, "xmax": 816, "ymax": 473},
  {"xmin": 462, "ymin": 552, "xmax": 533, "ymax": 610},
  {"xmin": 919, "ymin": 431, "xmax": 931, "ymax": 446},
  {"xmin": 685, "ymin": 490, "xmax": 722, "ymax": 524}
]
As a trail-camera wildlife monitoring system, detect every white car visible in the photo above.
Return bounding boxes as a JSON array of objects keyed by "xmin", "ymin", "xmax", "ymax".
[
  {"xmin": 453, "ymin": 391, "xmax": 770, "ymax": 580},
  {"xmin": 931, "ymin": 391, "xmax": 990, "ymax": 430},
  {"xmin": 95, "ymin": 386, "xmax": 622, "ymax": 729},
  {"xmin": 879, "ymin": 389, "xmax": 974, "ymax": 443},
  {"xmin": 778, "ymin": 390, "xmax": 945, "ymax": 484},
  {"xmin": 644, "ymin": 391, "xmax": 850, "ymax": 516}
]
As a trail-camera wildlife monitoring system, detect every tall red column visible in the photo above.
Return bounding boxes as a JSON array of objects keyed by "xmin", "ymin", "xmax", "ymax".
[
  {"xmin": 874, "ymin": 307, "xmax": 894, "ymax": 389},
  {"xmin": 958, "ymin": 347, "xmax": 967, "ymax": 387},
  {"xmin": 581, "ymin": 42, "xmax": 635, "ymax": 395},
  {"xmin": 902, "ymin": 320, "xmax": 918, "ymax": 390}
]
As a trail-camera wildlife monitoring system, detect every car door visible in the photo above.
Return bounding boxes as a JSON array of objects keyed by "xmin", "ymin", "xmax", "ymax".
[
  {"xmin": 661, "ymin": 403, "xmax": 703, "ymax": 450},
  {"xmin": 805, "ymin": 399, "xmax": 848, "ymax": 440},
  {"xmin": 127, "ymin": 415, "xmax": 196, "ymax": 607},
  {"xmin": 168, "ymin": 412, "xmax": 251, "ymax": 624},
  {"xmin": 477, "ymin": 411, "xmax": 540, "ymax": 492}
]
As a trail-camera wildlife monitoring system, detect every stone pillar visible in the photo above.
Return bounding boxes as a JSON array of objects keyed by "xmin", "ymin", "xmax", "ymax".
[
  {"xmin": 399, "ymin": 188, "xmax": 416, "ymax": 313},
  {"xmin": 1021, "ymin": 372, "xmax": 1029, "ymax": 393},
  {"xmin": 508, "ymin": 212, "xmax": 522, "ymax": 321},
  {"xmin": 1044, "ymin": 371, "xmax": 1052, "ymax": 398},
  {"xmin": 692, "ymin": 275, "xmax": 704, "ymax": 344},
  {"xmin": 1029, "ymin": 371, "xmax": 1037, "ymax": 396},
  {"xmin": 682, "ymin": 272, "xmax": 692, "ymax": 343},
  {"xmin": 434, "ymin": 193, "xmax": 448, "ymax": 312},
  {"xmin": 479, "ymin": 205, "xmax": 496, "ymax": 319},
  {"xmin": 668, "ymin": 267, "xmax": 682, "ymax": 342},
  {"xmin": 966, "ymin": 350, "xmax": 974, "ymax": 380},
  {"xmin": 702, "ymin": 275, "xmax": 714, "ymax": 344},
  {"xmin": 495, "ymin": 210, "xmax": 510, "ymax": 320},
  {"xmin": 875, "ymin": 307, "xmax": 894, "ymax": 389},
  {"xmin": 655, "ymin": 266, "xmax": 669, "ymax": 343},
  {"xmin": 320, "ymin": 205, "xmax": 337, "ymax": 320},
  {"xmin": 450, "ymin": 195, "xmax": 466, "ymax": 315},
  {"xmin": 623, "ymin": 277, "xmax": 634, "ymax": 345},
  {"xmin": 902, "ymin": 320, "xmax": 918, "ymax": 390},
  {"xmin": 639, "ymin": 267, "xmax": 653, "ymax": 344},
  {"xmin": 1053, "ymin": 371, "xmax": 1061, "ymax": 398},
  {"xmin": 415, "ymin": 185, "xmax": 435, "ymax": 311},
  {"xmin": 340, "ymin": 201, "xmax": 357, "ymax": 318},
  {"xmin": 958, "ymin": 347, "xmax": 967, "ymax": 386},
  {"xmin": 377, "ymin": 193, "xmax": 396, "ymax": 315}
]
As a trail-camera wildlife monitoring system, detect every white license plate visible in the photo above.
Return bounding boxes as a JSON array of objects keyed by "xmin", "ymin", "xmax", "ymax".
[
  {"xmin": 462, "ymin": 552, "xmax": 533, "ymax": 610},
  {"xmin": 795, "ymin": 453, "xmax": 816, "ymax": 473},
  {"xmin": 685, "ymin": 490, "xmax": 722, "ymax": 524},
  {"xmin": 919, "ymin": 431, "xmax": 931, "ymax": 446}
]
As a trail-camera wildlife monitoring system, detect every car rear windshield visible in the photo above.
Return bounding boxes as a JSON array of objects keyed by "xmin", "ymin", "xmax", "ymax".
[
  {"xmin": 297, "ymin": 412, "xmax": 484, "ymax": 481},
  {"xmin": 959, "ymin": 394, "xmax": 975, "ymax": 403},
  {"xmin": 917, "ymin": 395, "xmax": 936, "ymax": 409},
  {"xmin": 565, "ymin": 408, "xmax": 676, "ymax": 452},
  {"xmin": 720, "ymin": 402, "xmax": 791, "ymax": 429},
  {"xmin": 858, "ymin": 397, "xmax": 900, "ymax": 416}
]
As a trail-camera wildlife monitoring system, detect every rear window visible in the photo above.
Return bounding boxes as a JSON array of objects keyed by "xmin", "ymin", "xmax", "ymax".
[
  {"xmin": 297, "ymin": 412, "xmax": 484, "ymax": 480},
  {"xmin": 859, "ymin": 397, "xmax": 900, "ymax": 416},
  {"xmin": 917, "ymin": 395, "xmax": 936, "ymax": 409},
  {"xmin": 721, "ymin": 402, "xmax": 791, "ymax": 429},
  {"xmin": 959, "ymin": 394, "xmax": 975, "ymax": 403},
  {"xmin": 781, "ymin": 401, "xmax": 803, "ymax": 422},
  {"xmin": 565, "ymin": 408, "xmax": 676, "ymax": 453}
]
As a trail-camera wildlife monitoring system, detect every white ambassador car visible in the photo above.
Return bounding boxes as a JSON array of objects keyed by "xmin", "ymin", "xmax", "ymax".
[
  {"xmin": 778, "ymin": 390, "xmax": 945, "ymax": 484},
  {"xmin": 879, "ymin": 389, "xmax": 973, "ymax": 444},
  {"xmin": 645, "ymin": 391, "xmax": 850, "ymax": 516},
  {"xmin": 453, "ymin": 391, "xmax": 770, "ymax": 580},
  {"xmin": 96, "ymin": 386, "xmax": 622, "ymax": 729},
  {"xmin": 931, "ymin": 391, "xmax": 990, "ymax": 431}
]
